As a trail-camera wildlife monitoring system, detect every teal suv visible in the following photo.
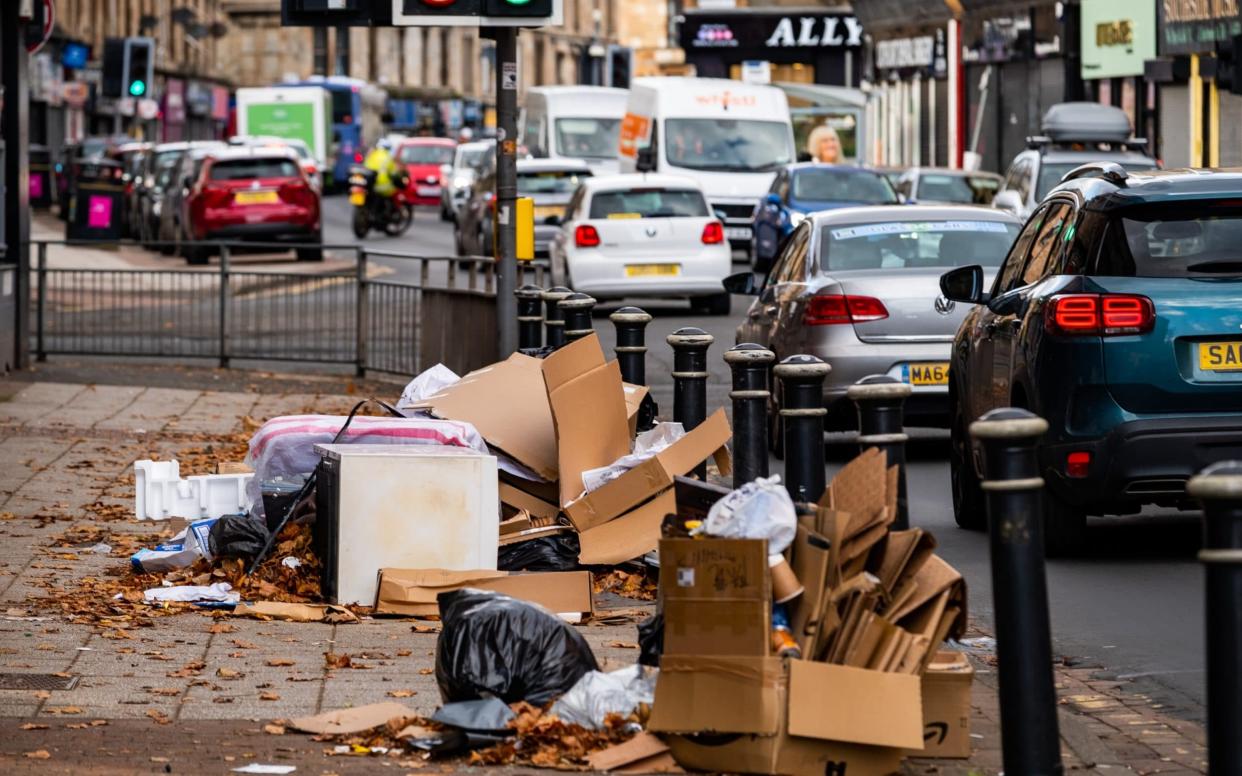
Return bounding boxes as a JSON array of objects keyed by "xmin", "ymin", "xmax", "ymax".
[{"xmin": 940, "ymin": 165, "xmax": 1242, "ymax": 555}]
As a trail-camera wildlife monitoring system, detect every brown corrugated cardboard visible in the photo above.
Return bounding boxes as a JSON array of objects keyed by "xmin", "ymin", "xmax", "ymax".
[
  {"xmin": 789, "ymin": 525, "xmax": 831, "ymax": 654},
  {"xmin": 586, "ymin": 732, "xmax": 682, "ymax": 773},
  {"xmin": 889, "ymin": 554, "xmax": 964, "ymax": 624},
  {"xmin": 660, "ymin": 538, "xmax": 771, "ymax": 657},
  {"xmin": 542, "ymin": 335, "xmax": 633, "ymax": 508},
  {"xmin": 578, "ymin": 489, "xmax": 676, "ymax": 566},
  {"xmin": 908, "ymin": 651, "xmax": 974, "ymax": 759},
  {"xmin": 499, "ymin": 482, "xmax": 560, "ymax": 520},
  {"xmin": 875, "ymin": 528, "xmax": 936, "ymax": 596},
  {"xmin": 372, "ymin": 568, "xmax": 593, "ymax": 619},
  {"xmin": 289, "ymin": 702, "xmax": 416, "ymax": 735},
  {"xmin": 652, "ymin": 656, "xmax": 918, "ymax": 776},
  {"xmin": 564, "ymin": 409, "xmax": 733, "ymax": 532}
]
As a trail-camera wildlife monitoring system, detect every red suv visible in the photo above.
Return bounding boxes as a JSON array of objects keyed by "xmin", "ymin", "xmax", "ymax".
[
  {"xmin": 396, "ymin": 138, "xmax": 456, "ymax": 207},
  {"xmin": 181, "ymin": 147, "xmax": 321, "ymax": 265}
]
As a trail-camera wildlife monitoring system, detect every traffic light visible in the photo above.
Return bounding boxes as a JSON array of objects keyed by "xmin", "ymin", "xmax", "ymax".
[
  {"xmin": 481, "ymin": 0, "xmax": 554, "ymax": 20},
  {"xmin": 390, "ymin": 0, "xmax": 560, "ymax": 25},
  {"xmin": 101, "ymin": 38, "xmax": 126, "ymax": 98},
  {"xmin": 123, "ymin": 38, "xmax": 155, "ymax": 99},
  {"xmin": 606, "ymin": 45, "xmax": 632, "ymax": 89}
]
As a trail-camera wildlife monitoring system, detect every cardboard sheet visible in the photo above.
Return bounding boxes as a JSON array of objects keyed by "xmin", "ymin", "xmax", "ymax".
[
  {"xmin": 578, "ymin": 489, "xmax": 676, "ymax": 566},
  {"xmin": 586, "ymin": 732, "xmax": 682, "ymax": 773},
  {"xmin": 289, "ymin": 702, "xmax": 416, "ymax": 735},
  {"xmin": 373, "ymin": 568, "xmax": 593, "ymax": 618},
  {"xmin": 649, "ymin": 655, "xmax": 784, "ymax": 735},
  {"xmin": 232, "ymin": 602, "xmax": 358, "ymax": 623},
  {"xmin": 787, "ymin": 660, "xmax": 923, "ymax": 749}
]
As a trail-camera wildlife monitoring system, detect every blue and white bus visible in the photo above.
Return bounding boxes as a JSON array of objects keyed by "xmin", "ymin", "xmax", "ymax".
[{"xmin": 282, "ymin": 76, "xmax": 387, "ymax": 189}]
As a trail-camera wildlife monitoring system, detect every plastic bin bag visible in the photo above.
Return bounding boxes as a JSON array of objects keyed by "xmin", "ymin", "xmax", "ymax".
[
  {"xmin": 698, "ymin": 475, "xmax": 798, "ymax": 555},
  {"xmin": 209, "ymin": 515, "xmax": 271, "ymax": 560},
  {"xmin": 549, "ymin": 664, "xmax": 658, "ymax": 729},
  {"xmin": 497, "ymin": 533, "xmax": 580, "ymax": 572},
  {"xmin": 435, "ymin": 589, "xmax": 599, "ymax": 705},
  {"xmin": 637, "ymin": 612, "xmax": 663, "ymax": 668}
]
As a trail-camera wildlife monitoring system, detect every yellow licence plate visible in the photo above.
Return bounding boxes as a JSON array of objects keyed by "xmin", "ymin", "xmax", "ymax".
[
  {"xmin": 625, "ymin": 264, "xmax": 680, "ymax": 277},
  {"xmin": 1199, "ymin": 341, "xmax": 1242, "ymax": 371},
  {"xmin": 235, "ymin": 190, "xmax": 279, "ymax": 205},
  {"xmin": 907, "ymin": 362, "xmax": 949, "ymax": 386},
  {"xmin": 349, "ymin": 191, "xmax": 366, "ymax": 206}
]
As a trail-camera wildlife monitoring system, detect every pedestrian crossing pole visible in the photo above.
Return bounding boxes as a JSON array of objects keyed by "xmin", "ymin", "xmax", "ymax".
[{"xmin": 491, "ymin": 25, "xmax": 519, "ymax": 357}]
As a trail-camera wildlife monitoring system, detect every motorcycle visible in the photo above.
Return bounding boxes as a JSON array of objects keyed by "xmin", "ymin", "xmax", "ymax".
[{"xmin": 349, "ymin": 166, "xmax": 414, "ymax": 238}]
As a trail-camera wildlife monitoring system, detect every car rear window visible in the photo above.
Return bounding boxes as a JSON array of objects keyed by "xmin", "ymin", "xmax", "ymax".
[
  {"xmin": 916, "ymin": 173, "xmax": 1000, "ymax": 204},
  {"xmin": 399, "ymin": 144, "xmax": 455, "ymax": 165},
  {"xmin": 1098, "ymin": 205, "xmax": 1242, "ymax": 277},
  {"xmin": 589, "ymin": 189, "xmax": 710, "ymax": 219},
  {"xmin": 819, "ymin": 220, "xmax": 1020, "ymax": 271},
  {"xmin": 793, "ymin": 170, "xmax": 896, "ymax": 203},
  {"xmin": 518, "ymin": 169, "xmax": 590, "ymax": 195},
  {"xmin": 209, "ymin": 158, "xmax": 300, "ymax": 180}
]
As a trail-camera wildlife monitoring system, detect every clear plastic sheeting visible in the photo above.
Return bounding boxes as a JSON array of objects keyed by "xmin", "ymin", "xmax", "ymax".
[
  {"xmin": 550, "ymin": 664, "xmax": 658, "ymax": 729},
  {"xmin": 397, "ymin": 364, "xmax": 462, "ymax": 411},
  {"xmin": 697, "ymin": 474, "xmax": 798, "ymax": 555},
  {"xmin": 580, "ymin": 422, "xmax": 685, "ymax": 495}
]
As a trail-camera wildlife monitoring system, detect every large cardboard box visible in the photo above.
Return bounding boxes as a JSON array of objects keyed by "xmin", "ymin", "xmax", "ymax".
[
  {"xmin": 659, "ymin": 538, "xmax": 771, "ymax": 657},
  {"xmin": 650, "ymin": 655, "xmax": 922, "ymax": 776},
  {"xmin": 909, "ymin": 650, "xmax": 974, "ymax": 759},
  {"xmin": 373, "ymin": 568, "xmax": 594, "ymax": 621}
]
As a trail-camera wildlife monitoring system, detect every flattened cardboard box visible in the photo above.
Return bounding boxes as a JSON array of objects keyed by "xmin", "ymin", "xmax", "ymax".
[
  {"xmin": 659, "ymin": 538, "xmax": 771, "ymax": 657},
  {"xmin": 564, "ymin": 409, "xmax": 733, "ymax": 532},
  {"xmin": 579, "ymin": 489, "xmax": 676, "ymax": 566},
  {"xmin": 907, "ymin": 650, "xmax": 974, "ymax": 759},
  {"xmin": 650, "ymin": 655, "xmax": 921, "ymax": 776},
  {"xmin": 373, "ymin": 568, "xmax": 593, "ymax": 620}
]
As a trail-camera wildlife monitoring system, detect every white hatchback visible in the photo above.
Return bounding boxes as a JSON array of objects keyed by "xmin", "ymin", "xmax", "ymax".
[{"xmin": 548, "ymin": 174, "xmax": 733, "ymax": 315}]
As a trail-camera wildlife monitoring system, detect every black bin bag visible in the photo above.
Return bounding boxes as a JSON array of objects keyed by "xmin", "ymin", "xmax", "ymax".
[{"xmin": 434, "ymin": 589, "xmax": 599, "ymax": 706}]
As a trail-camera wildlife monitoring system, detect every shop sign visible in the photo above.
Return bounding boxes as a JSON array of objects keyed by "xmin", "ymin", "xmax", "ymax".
[
  {"xmin": 186, "ymin": 81, "xmax": 213, "ymax": 117},
  {"xmin": 680, "ymin": 12, "xmax": 862, "ymax": 52},
  {"xmin": 61, "ymin": 81, "xmax": 89, "ymax": 108},
  {"xmin": 164, "ymin": 79, "xmax": 187, "ymax": 125},
  {"xmin": 875, "ymin": 36, "xmax": 934, "ymax": 70},
  {"xmin": 1081, "ymin": 0, "xmax": 1156, "ymax": 77},
  {"xmin": 1161, "ymin": 0, "xmax": 1242, "ymax": 55},
  {"xmin": 211, "ymin": 86, "xmax": 230, "ymax": 121}
]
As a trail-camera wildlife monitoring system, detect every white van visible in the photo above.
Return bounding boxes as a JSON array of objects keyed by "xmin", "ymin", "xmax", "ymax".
[
  {"xmin": 521, "ymin": 86, "xmax": 629, "ymax": 175},
  {"xmin": 618, "ymin": 77, "xmax": 796, "ymax": 251}
]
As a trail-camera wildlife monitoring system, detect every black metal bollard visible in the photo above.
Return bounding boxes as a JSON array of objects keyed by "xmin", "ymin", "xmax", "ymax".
[
  {"xmin": 667, "ymin": 327, "xmax": 714, "ymax": 479},
  {"xmin": 725, "ymin": 343, "xmax": 775, "ymax": 488},
  {"xmin": 847, "ymin": 375, "xmax": 912, "ymax": 529},
  {"xmin": 970, "ymin": 408, "xmax": 1063, "ymax": 776},
  {"xmin": 774, "ymin": 355, "xmax": 830, "ymax": 504},
  {"xmin": 514, "ymin": 284, "xmax": 544, "ymax": 351},
  {"xmin": 1188, "ymin": 461, "xmax": 1242, "ymax": 774},
  {"xmin": 558, "ymin": 292, "xmax": 596, "ymax": 344},
  {"xmin": 610, "ymin": 306, "xmax": 652, "ymax": 385},
  {"xmin": 541, "ymin": 286, "xmax": 572, "ymax": 349}
]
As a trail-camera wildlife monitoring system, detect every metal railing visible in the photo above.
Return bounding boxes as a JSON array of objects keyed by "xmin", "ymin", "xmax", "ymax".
[{"xmin": 28, "ymin": 239, "xmax": 548, "ymax": 377}]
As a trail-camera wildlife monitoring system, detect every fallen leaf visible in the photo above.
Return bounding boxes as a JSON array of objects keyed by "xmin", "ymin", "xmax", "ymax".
[
  {"xmin": 386, "ymin": 690, "xmax": 416, "ymax": 698},
  {"xmin": 212, "ymin": 697, "xmax": 234, "ymax": 704},
  {"xmin": 231, "ymin": 639, "xmax": 258, "ymax": 650},
  {"xmin": 418, "ymin": 668, "xmax": 434, "ymax": 676},
  {"xmin": 45, "ymin": 706, "xmax": 83, "ymax": 715},
  {"xmin": 263, "ymin": 724, "xmax": 286, "ymax": 735},
  {"xmin": 33, "ymin": 691, "xmax": 50, "ymax": 700},
  {"xmin": 150, "ymin": 756, "xmax": 170, "ymax": 763},
  {"xmin": 145, "ymin": 709, "xmax": 171, "ymax": 725},
  {"xmin": 396, "ymin": 650, "xmax": 412, "ymax": 657},
  {"xmin": 19, "ymin": 723, "xmax": 48, "ymax": 730},
  {"xmin": 24, "ymin": 750, "xmax": 50, "ymax": 760},
  {"xmin": 266, "ymin": 658, "xmax": 295, "ymax": 667},
  {"xmin": 324, "ymin": 652, "xmax": 352, "ymax": 669},
  {"xmin": 216, "ymin": 667, "xmax": 242, "ymax": 679},
  {"xmin": 209, "ymin": 622, "xmax": 235, "ymax": 634},
  {"xmin": 259, "ymin": 692, "xmax": 281, "ymax": 701},
  {"xmin": 147, "ymin": 688, "xmax": 181, "ymax": 697},
  {"xmin": 609, "ymin": 641, "xmax": 639, "ymax": 650}
]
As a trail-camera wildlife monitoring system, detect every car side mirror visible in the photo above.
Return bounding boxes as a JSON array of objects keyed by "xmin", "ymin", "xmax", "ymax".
[
  {"xmin": 182, "ymin": 175, "xmax": 193, "ymax": 191},
  {"xmin": 722, "ymin": 271, "xmax": 759, "ymax": 296},
  {"xmin": 993, "ymin": 189, "xmax": 1023, "ymax": 213},
  {"xmin": 636, "ymin": 146, "xmax": 656, "ymax": 173},
  {"xmin": 940, "ymin": 265, "xmax": 988, "ymax": 305},
  {"xmin": 545, "ymin": 214, "xmax": 562, "ymax": 226},
  {"xmin": 764, "ymin": 192, "xmax": 781, "ymax": 207}
]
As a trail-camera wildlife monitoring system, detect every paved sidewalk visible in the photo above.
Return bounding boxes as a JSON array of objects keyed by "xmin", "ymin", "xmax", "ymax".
[{"xmin": 0, "ymin": 368, "xmax": 1211, "ymax": 774}]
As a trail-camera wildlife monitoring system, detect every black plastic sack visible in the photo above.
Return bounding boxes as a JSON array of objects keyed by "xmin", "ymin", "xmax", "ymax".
[
  {"xmin": 637, "ymin": 612, "xmax": 663, "ymax": 668},
  {"xmin": 435, "ymin": 589, "xmax": 599, "ymax": 706},
  {"xmin": 497, "ymin": 533, "xmax": 580, "ymax": 572},
  {"xmin": 208, "ymin": 515, "xmax": 271, "ymax": 560}
]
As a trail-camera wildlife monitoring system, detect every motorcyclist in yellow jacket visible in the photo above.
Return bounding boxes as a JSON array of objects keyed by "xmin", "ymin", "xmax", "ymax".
[{"xmin": 363, "ymin": 139, "xmax": 400, "ymax": 197}]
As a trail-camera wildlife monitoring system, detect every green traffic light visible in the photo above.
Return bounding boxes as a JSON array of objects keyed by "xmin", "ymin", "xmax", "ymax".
[
  {"xmin": 129, "ymin": 80, "xmax": 146, "ymax": 97},
  {"xmin": 504, "ymin": 0, "xmax": 533, "ymax": 6}
]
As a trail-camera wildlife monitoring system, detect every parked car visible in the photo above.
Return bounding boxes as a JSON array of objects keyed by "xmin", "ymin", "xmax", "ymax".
[
  {"xmin": 175, "ymin": 146, "xmax": 321, "ymax": 265},
  {"xmin": 230, "ymin": 135, "xmax": 323, "ymax": 190},
  {"xmin": 396, "ymin": 137, "xmax": 456, "ymax": 208},
  {"xmin": 117, "ymin": 142, "xmax": 152, "ymax": 239},
  {"xmin": 548, "ymin": 173, "xmax": 733, "ymax": 314},
  {"xmin": 440, "ymin": 139, "xmax": 494, "ymax": 222},
  {"xmin": 894, "ymin": 168, "xmax": 1003, "ymax": 206},
  {"xmin": 728, "ymin": 205, "xmax": 1021, "ymax": 432},
  {"xmin": 457, "ymin": 158, "xmax": 592, "ymax": 258},
  {"xmin": 941, "ymin": 166, "xmax": 1242, "ymax": 555},
  {"xmin": 994, "ymin": 102, "xmax": 1156, "ymax": 221},
  {"xmin": 751, "ymin": 164, "xmax": 899, "ymax": 273},
  {"xmin": 157, "ymin": 144, "xmax": 229, "ymax": 256}
]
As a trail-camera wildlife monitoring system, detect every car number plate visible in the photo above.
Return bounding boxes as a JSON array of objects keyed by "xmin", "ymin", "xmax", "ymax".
[
  {"xmin": 725, "ymin": 226, "xmax": 752, "ymax": 240},
  {"xmin": 417, "ymin": 185, "xmax": 440, "ymax": 197},
  {"xmin": 235, "ymin": 190, "xmax": 278, "ymax": 205},
  {"xmin": 349, "ymin": 191, "xmax": 366, "ymax": 206},
  {"xmin": 626, "ymin": 264, "xmax": 680, "ymax": 277},
  {"xmin": 1199, "ymin": 341, "xmax": 1242, "ymax": 371},
  {"xmin": 906, "ymin": 362, "xmax": 949, "ymax": 386}
]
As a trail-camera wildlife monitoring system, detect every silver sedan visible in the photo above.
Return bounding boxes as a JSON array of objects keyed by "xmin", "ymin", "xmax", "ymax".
[{"xmin": 728, "ymin": 205, "xmax": 1021, "ymax": 429}]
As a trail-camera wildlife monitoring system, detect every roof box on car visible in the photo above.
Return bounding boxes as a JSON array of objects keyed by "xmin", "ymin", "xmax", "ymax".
[{"xmin": 1040, "ymin": 102, "xmax": 1133, "ymax": 144}]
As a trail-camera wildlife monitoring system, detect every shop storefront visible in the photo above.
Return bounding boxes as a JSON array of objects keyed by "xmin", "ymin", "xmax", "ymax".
[
  {"xmin": 162, "ymin": 79, "xmax": 187, "ymax": 143},
  {"xmin": 678, "ymin": 9, "xmax": 864, "ymax": 87},
  {"xmin": 1080, "ymin": 0, "xmax": 1156, "ymax": 156}
]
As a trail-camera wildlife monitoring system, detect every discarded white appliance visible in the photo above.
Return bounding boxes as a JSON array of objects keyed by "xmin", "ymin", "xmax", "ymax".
[
  {"xmin": 313, "ymin": 444, "xmax": 500, "ymax": 606},
  {"xmin": 134, "ymin": 460, "xmax": 253, "ymax": 521}
]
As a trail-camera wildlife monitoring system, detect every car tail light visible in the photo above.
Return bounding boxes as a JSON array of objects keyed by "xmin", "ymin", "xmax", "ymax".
[
  {"xmin": 279, "ymin": 180, "xmax": 316, "ymax": 208},
  {"xmin": 1066, "ymin": 451, "xmax": 1091, "ymax": 478},
  {"xmin": 200, "ymin": 184, "xmax": 233, "ymax": 208},
  {"xmin": 575, "ymin": 224, "xmax": 601, "ymax": 248},
  {"xmin": 354, "ymin": 152, "xmax": 364, "ymax": 163},
  {"xmin": 1045, "ymin": 294, "xmax": 1154, "ymax": 336},
  {"xmin": 804, "ymin": 295, "xmax": 889, "ymax": 326},
  {"xmin": 701, "ymin": 221, "xmax": 724, "ymax": 244}
]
